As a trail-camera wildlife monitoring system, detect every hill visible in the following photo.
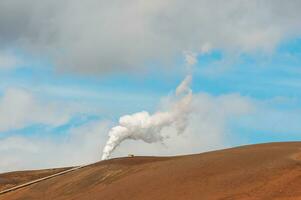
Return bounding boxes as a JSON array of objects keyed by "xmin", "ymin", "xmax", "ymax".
[{"xmin": 0, "ymin": 142, "xmax": 301, "ymax": 200}]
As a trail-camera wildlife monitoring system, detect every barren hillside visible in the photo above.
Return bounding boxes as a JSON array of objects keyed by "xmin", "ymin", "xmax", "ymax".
[{"xmin": 1, "ymin": 142, "xmax": 301, "ymax": 200}]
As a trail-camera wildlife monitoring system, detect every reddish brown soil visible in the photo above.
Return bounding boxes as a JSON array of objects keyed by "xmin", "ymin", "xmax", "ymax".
[
  {"xmin": 0, "ymin": 168, "xmax": 71, "ymax": 191},
  {"xmin": 1, "ymin": 142, "xmax": 301, "ymax": 200}
]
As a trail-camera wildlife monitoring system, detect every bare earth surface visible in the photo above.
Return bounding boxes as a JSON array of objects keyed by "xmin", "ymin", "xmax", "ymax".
[
  {"xmin": 0, "ymin": 142, "xmax": 301, "ymax": 200},
  {"xmin": 0, "ymin": 168, "xmax": 71, "ymax": 191}
]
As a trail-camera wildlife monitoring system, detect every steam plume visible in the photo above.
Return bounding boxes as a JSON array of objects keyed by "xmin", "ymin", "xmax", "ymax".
[
  {"xmin": 101, "ymin": 75, "xmax": 193, "ymax": 160},
  {"xmin": 101, "ymin": 51, "xmax": 198, "ymax": 160}
]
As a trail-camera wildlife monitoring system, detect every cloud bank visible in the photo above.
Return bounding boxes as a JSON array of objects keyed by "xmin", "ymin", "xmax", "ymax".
[
  {"xmin": 0, "ymin": 0, "xmax": 301, "ymax": 73},
  {"xmin": 0, "ymin": 88, "xmax": 77, "ymax": 132},
  {"xmin": 0, "ymin": 121, "xmax": 110, "ymax": 173},
  {"xmin": 0, "ymin": 51, "xmax": 20, "ymax": 70}
]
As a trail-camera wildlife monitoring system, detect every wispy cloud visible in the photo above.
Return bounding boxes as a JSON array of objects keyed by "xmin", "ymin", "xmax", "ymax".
[
  {"xmin": 0, "ymin": 87, "xmax": 83, "ymax": 132},
  {"xmin": 0, "ymin": 120, "xmax": 110, "ymax": 173},
  {"xmin": 0, "ymin": 51, "xmax": 20, "ymax": 70}
]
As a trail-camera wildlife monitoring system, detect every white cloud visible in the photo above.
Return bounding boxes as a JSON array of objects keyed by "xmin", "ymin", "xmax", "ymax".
[
  {"xmin": 0, "ymin": 121, "xmax": 110, "ymax": 173},
  {"xmin": 0, "ymin": 88, "xmax": 76, "ymax": 132},
  {"xmin": 0, "ymin": 51, "xmax": 20, "ymax": 70},
  {"xmin": 0, "ymin": 0, "xmax": 300, "ymax": 73}
]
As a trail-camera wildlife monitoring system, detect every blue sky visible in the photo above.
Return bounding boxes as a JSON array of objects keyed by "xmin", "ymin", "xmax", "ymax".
[
  {"xmin": 1, "ymin": 0, "xmax": 301, "ymax": 172},
  {"xmin": 2, "ymin": 38, "xmax": 301, "ymax": 143}
]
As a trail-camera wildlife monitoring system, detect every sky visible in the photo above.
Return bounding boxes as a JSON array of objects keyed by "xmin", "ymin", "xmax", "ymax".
[{"xmin": 1, "ymin": 0, "xmax": 301, "ymax": 173}]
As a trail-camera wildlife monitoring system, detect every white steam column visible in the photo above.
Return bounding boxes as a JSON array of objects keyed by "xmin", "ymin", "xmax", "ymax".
[{"xmin": 101, "ymin": 53, "xmax": 197, "ymax": 160}]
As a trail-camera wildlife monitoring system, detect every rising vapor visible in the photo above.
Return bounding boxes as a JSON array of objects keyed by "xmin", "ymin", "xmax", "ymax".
[
  {"xmin": 101, "ymin": 52, "xmax": 198, "ymax": 160},
  {"xmin": 101, "ymin": 74, "xmax": 193, "ymax": 160}
]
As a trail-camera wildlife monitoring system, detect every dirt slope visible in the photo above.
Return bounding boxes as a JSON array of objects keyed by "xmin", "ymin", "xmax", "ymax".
[
  {"xmin": 0, "ymin": 167, "xmax": 71, "ymax": 191},
  {"xmin": 1, "ymin": 142, "xmax": 301, "ymax": 200}
]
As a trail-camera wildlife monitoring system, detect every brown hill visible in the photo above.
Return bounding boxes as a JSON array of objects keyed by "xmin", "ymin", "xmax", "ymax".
[
  {"xmin": 0, "ymin": 142, "xmax": 301, "ymax": 200},
  {"xmin": 0, "ymin": 167, "xmax": 71, "ymax": 192}
]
